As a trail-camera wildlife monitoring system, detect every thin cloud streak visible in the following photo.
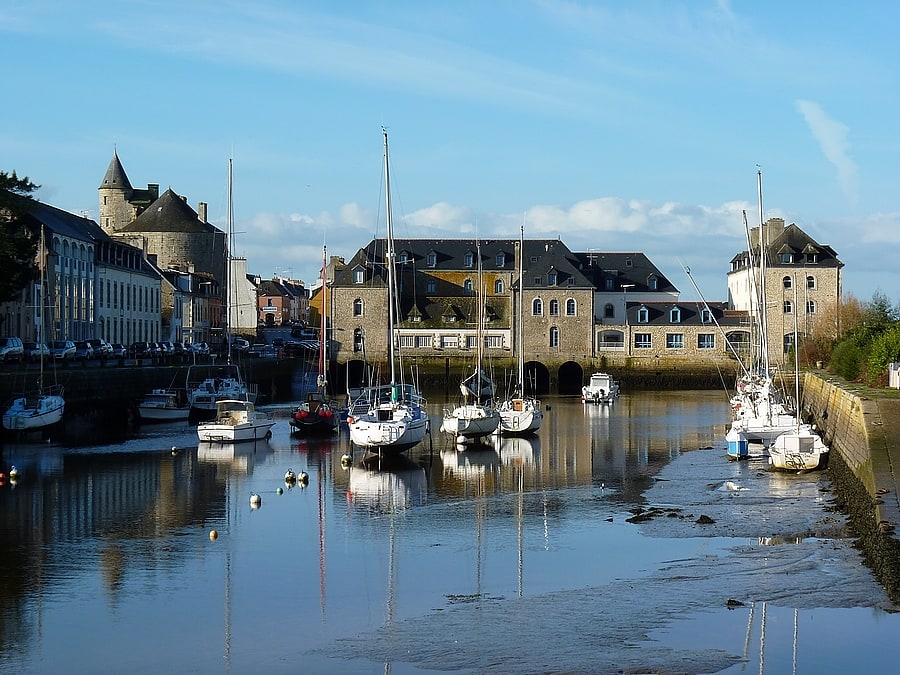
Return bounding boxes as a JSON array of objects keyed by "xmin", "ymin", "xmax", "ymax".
[{"xmin": 796, "ymin": 99, "xmax": 859, "ymax": 204}]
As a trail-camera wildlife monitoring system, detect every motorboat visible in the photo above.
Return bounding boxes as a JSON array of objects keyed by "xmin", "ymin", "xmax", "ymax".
[
  {"xmin": 137, "ymin": 388, "xmax": 189, "ymax": 423},
  {"xmin": 581, "ymin": 372, "xmax": 620, "ymax": 404},
  {"xmin": 196, "ymin": 399, "xmax": 275, "ymax": 443}
]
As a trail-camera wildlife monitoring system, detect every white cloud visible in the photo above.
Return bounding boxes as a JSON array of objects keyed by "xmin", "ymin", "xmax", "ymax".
[{"xmin": 795, "ymin": 100, "xmax": 859, "ymax": 204}]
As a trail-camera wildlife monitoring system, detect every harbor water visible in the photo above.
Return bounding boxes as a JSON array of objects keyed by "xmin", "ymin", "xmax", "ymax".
[{"xmin": 1, "ymin": 390, "xmax": 898, "ymax": 674}]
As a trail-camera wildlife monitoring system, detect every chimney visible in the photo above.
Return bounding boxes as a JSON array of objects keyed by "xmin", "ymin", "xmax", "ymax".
[
  {"xmin": 198, "ymin": 202, "xmax": 208, "ymax": 223},
  {"xmin": 148, "ymin": 184, "xmax": 160, "ymax": 200}
]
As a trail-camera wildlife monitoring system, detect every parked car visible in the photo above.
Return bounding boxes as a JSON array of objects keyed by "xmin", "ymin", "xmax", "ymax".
[
  {"xmin": 232, "ymin": 338, "xmax": 250, "ymax": 353},
  {"xmin": 86, "ymin": 338, "xmax": 112, "ymax": 359},
  {"xmin": 159, "ymin": 340, "xmax": 175, "ymax": 356},
  {"xmin": 129, "ymin": 341, "xmax": 151, "ymax": 358},
  {"xmin": 189, "ymin": 341, "xmax": 209, "ymax": 355},
  {"xmin": 23, "ymin": 341, "xmax": 50, "ymax": 362},
  {"xmin": 0, "ymin": 336, "xmax": 24, "ymax": 363},
  {"xmin": 73, "ymin": 341, "xmax": 94, "ymax": 361},
  {"xmin": 50, "ymin": 340, "xmax": 76, "ymax": 361},
  {"xmin": 172, "ymin": 341, "xmax": 188, "ymax": 355},
  {"xmin": 111, "ymin": 343, "xmax": 127, "ymax": 358}
]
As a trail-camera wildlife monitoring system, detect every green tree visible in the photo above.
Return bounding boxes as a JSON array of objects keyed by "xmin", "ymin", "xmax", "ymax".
[{"xmin": 0, "ymin": 170, "xmax": 40, "ymax": 303}]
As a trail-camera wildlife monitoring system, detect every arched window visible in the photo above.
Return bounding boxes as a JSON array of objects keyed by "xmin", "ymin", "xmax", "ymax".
[
  {"xmin": 549, "ymin": 326, "xmax": 559, "ymax": 348},
  {"xmin": 353, "ymin": 298, "xmax": 363, "ymax": 316},
  {"xmin": 783, "ymin": 275, "xmax": 792, "ymax": 289},
  {"xmin": 464, "ymin": 279, "xmax": 474, "ymax": 295},
  {"xmin": 494, "ymin": 279, "xmax": 504, "ymax": 294},
  {"xmin": 783, "ymin": 300, "xmax": 793, "ymax": 314},
  {"xmin": 783, "ymin": 332, "xmax": 796, "ymax": 354},
  {"xmin": 566, "ymin": 298, "xmax": 576, "ymax": 315},
  {"xmin": 638, "ymin": 307, "xmax": 649, "ymax": 323},
  {"xmin": 603, "ymin": 303, "xmax": 614, "ymax": 318},
  {"xmin": 670, "ymin": 307, "xmax": 681, "ymax": 323},
  {"xmin": 806, "ymin": 300, "xmax": 816, "ymax": 314},
  {"xmin": 549, "ymin": 299, "xmax": 559, "ymax": 316},
  {"xmin": 532, "ymin": 298, "xmax": 543, "ymax": 316},
  {"xmin": 806, "ymin": 275, "xmax": 816, "ymax": 289}
]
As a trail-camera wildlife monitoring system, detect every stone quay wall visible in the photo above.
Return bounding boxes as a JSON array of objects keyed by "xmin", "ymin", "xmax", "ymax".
[{"xmin": 801, "ymin": 373, "xmax": 900, "ymax": 601}]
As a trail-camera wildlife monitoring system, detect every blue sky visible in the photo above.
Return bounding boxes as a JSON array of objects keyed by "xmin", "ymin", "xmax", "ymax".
[{"xmin": 3, "ymin": 0, "xmax": 899, "ymax": 302}]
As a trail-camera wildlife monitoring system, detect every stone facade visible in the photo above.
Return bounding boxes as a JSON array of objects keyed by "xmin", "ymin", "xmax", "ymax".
[{"xmin": 728, "ymin": 218, "xmax": 843, "ymax": 371}]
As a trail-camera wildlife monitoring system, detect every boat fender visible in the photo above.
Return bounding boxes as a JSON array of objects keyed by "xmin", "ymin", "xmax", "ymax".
[{"xmin": 265, "ymin": 430, "xmax": 273, "ymax": 440}]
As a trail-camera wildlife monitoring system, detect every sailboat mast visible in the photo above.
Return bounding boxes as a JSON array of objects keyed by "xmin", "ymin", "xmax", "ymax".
[
  {"xmin": 319, "ymin": 244, "xmax": 327, "ymax": 392},
  {"xmin": 226, "ymin": 158, "xmax": 234, "ymax": 365},
  {"xmin": 517, "ymin": 220, "xmax": 525, "ymax": 394},
  {"xmin": 757, "ymin": 167, "xmax": 770, "ymax": 375},
  {"xmin": 383, "ymin": 128, "xmax": 398, "ymax": 385}
]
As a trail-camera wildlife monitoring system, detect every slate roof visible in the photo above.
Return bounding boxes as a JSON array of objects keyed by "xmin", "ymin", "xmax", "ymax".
[
  {"xmin": 574, "ymin": 251, "xmax": 678, "ymax": 293},
  {"xmin": 24, "ymin": 199, "xmax": 110, "ymax": 243},
  {"xmin": 730, "ymin": 221, "xmax": 843, "ymax": 269},
  {"xmin": 99, "ymin": 151, "xmax": 132, "ymax": 191},
  {"xmin": 624, "ymin": 301, "xmax": 745, "ymax": 327},
  {"xmin": 333, "ymin": 237, "xmax": 595, "ymax": 289},
  {"xmin": 119, "ymin": 189, "xmax": 221, "ymax": 234}
]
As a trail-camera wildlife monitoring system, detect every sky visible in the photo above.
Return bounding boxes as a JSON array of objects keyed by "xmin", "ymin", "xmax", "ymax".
[{"xmin": 2, "ymin": 0, "xmax": 899, "ymax": 303}]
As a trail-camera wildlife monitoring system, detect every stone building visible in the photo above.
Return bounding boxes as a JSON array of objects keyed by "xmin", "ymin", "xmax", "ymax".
[{"xmin": 728, "ymin": 217, "xmax": 843, "ymax": 371}]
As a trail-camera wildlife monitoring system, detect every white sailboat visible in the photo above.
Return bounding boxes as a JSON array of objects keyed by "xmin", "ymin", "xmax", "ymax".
[
  {"xmin": 497, "ymin": 222, "xmax": 542, "ymax": 436},
  {"xmin": 727, "ymin": 172, "xmax": 796, "ymax": 458},
  {"xmin": 347, "ymin": 129, "xmax": 428, "ymax": 456},
  {"xmin": 441, "ymin": 241, "xmax": 501, "ymax": 444},
  {"xmin": 3, "ymin": 225, "xmax": 65, "ymax": 432},
  {"xmin": 768, "ymin": 279, "xmax": 829, "ymax": 471},
  {"xmin": 197, "ymin": 159, "xmax": 271, "ymax": 443}
]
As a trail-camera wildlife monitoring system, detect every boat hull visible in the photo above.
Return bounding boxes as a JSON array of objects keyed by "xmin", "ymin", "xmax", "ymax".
[
  {"xmin": 768, "ymin": 427, "xmax": 829, "ymax": 471},
  {"xmin": 197, "ymin": 420, "xmax": 275, "ymax": 443},
  {"xmin": 3, "ymin": 395, "xmax": 65, "ymax": 431},
  {"xmin": 497, "ymin": 399, "xmax": 542, "ymax": 436},
  {"xmin": 441, "ymin": 405, "xmax": 500, "ymax": 442},
  {"xmin": 349, "ymin": 411, "xmax": 428, "ymax": 454}
]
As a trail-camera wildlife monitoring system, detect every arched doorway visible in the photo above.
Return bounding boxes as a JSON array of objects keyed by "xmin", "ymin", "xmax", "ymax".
[
  {"xmin": 523, "ymin": 360, "xmax": 552, "ymax": 395},
  {"xmin": 557, "ymin": 361, "xmax": 585, "ymax": 395}
]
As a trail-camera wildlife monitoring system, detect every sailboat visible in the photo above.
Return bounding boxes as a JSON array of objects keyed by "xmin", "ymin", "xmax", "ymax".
[
  {"xmin": 496, "ymin": 222, "xmax": 542, "ymax": 436},
  {"xmin": 196, "ymin": 159, "xmax": 273, "ymax": 443},
  {"xmin": 290, "ymin": 244, "xmax": 339, "ymax": 435},
  {"xmin": 347, "ymin": 129, "xmax": 428, "ymax": 456},
  {"xmin": 767, "ymin": 278, "xmax": 829, "ymax": 471},
  {"xmin": 726, "ymin": 172, "xmax": 796, "ymax": 458},
  {"xmin": 3, "ymin": 225, "xmax": 65, "ymax": 432},
  {"xmin": 441, "ymin": 241, "xmax": 501, "ymax": 444}
]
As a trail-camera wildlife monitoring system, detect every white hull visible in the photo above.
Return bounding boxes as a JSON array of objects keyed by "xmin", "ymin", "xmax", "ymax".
[
  {"xmin": 497, "ymin": 398, "xmax": 542, "ymax": 436},
  {"xmin": 581, "ymin": 373, "xmax": 620, "ymax": 404},
  {"xmin": 138, "ymin": 390, "xmax": 189, "ymax": 422},
  {"xmin": 768, "ymin": 426, "xmax": 829, "ymax": 471},
  {"xmin": 441, "ymin": 405, "xmax": 500, "ymax": 442},
  {"xmin": 349, "ymin": 407, "xmax": 428, "ymax": 453},
  {"xmin": 3, "ymin": 392, "xmax": 65, "ymax": 431},
  {"xmin": 730, "ymin": 413, "xmax": 798, "ymax": 446},
  {"xmin": 196, "ymin": 399, "xmax": 274, "ymax": 443}
]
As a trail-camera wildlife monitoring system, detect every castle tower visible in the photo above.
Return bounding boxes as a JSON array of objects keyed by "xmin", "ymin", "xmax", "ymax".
[{"xmin": 98, "ymin": 150, "xmax": 159, "ymax": 235}]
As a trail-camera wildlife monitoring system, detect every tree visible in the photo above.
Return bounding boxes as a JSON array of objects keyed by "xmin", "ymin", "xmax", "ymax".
[{"xmin": 0, "ymin": 171, "xmax": 40, "ymax": 303}]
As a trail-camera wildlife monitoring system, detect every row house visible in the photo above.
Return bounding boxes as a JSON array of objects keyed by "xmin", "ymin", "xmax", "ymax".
[{"xmin": 256, "ymin": 276, "xmax": 308, "ymax": 327}]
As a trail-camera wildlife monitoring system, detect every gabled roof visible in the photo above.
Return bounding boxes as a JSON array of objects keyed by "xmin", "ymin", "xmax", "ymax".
[
  {"xmin": 25, "ymin": 200, "xmax": 110, "ymax": 243},
  {"xmin": 575, "ymin": 251, "xmax": 678, "ymax": 293},
  {"xmin": 119, "ymin": 189, "xmax": 221, "ymax": 234}
]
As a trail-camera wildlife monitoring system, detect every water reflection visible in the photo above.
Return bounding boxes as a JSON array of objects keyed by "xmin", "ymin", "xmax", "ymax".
[{"xmin": 0, "ymin": 392, "xmax": 897, "ymax": 674}]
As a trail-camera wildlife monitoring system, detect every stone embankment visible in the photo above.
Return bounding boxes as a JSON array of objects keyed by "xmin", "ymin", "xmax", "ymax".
[{"xmin": 802, "ymin": 373, "xmax": 900, "ymax": 601}]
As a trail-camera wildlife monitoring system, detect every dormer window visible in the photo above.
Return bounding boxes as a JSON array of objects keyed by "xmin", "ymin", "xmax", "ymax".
[
  {"xmin": 496, "ymin": 252, "xmax": 505, "ymax": 267},
  {"xmin": 534, "ymin": 276, "xmax": 542, "ymax": 285},
  {"xmin": 605, "ymin": 279, "xmax": 614, "ymax": 290},
  {"xmin": 426, "ymin": 279, "xmax": 436, "ymax": 294},
  {"xmin": 670, "ymin": 307, "xmax": 681, "ymax": 323},
  {"xmin": 649, "ymin": 276, "xmax": 658, "ymax": 291},
  {"xmin": 353, "ymin": 268, "xmax": 365, "ymax": 284},
  {"xmin": 807, "ymin": 252, "xmax": 818, "ymax": 264},
  {"xmin": 701, "ymin": 308, "xmax": 712, "ymax": 324},
  {"xmin": 637, "ymin": 306, "xmax": 649, "ymax": 323},
  {"xmin": 398, "ymin": 251, "xmax": 409, "ymax": 264},
  {"xmin": 626, "ymin": 257, "xmax": 633, "ymax": 268},
  {"xmin": 464, "ymin": 251, "xmax": 474, "ymax": 268},
  {"xmin": 427, "ymin": 251, "xmax": 437, "ymax": 267},
  {"xmin": 780, "ymin": 252, "xmax": 794, "ymax": 264},
  {"xmin": 548, "ymin": 269, "xmax": 558, "ymax": 286}
]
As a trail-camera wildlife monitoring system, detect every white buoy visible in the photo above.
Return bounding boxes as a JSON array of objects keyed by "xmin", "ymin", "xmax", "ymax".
[
  {"xmin": 171, "ymin": 446, "xmax": 178, "ymax": 456},
  {"xmin": 298, "ymin": 470, "xmax": 309, "ymax": 485},
  {"xmin": 209, "ymin": 530, "xmax": 218, "ymax": 540},
  {"xmin": 8, "ymin": 466, "xmax": 19, "ymax": 480},
  {"xmin": 284, "ymin": 468, "xmax": 297, "ymax": 482},
  {"xmin": 340, "ymin": 453, "xmax": 352, "ymax": 466},
  {"xmin": 249, "ymin": 493, "xmax": 262, "ymax": 508}
]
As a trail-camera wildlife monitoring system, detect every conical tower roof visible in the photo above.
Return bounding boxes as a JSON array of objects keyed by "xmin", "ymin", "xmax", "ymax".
[{"xmin": 99, "ymin": 151, "xmax": 133, "ymax": 191}]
